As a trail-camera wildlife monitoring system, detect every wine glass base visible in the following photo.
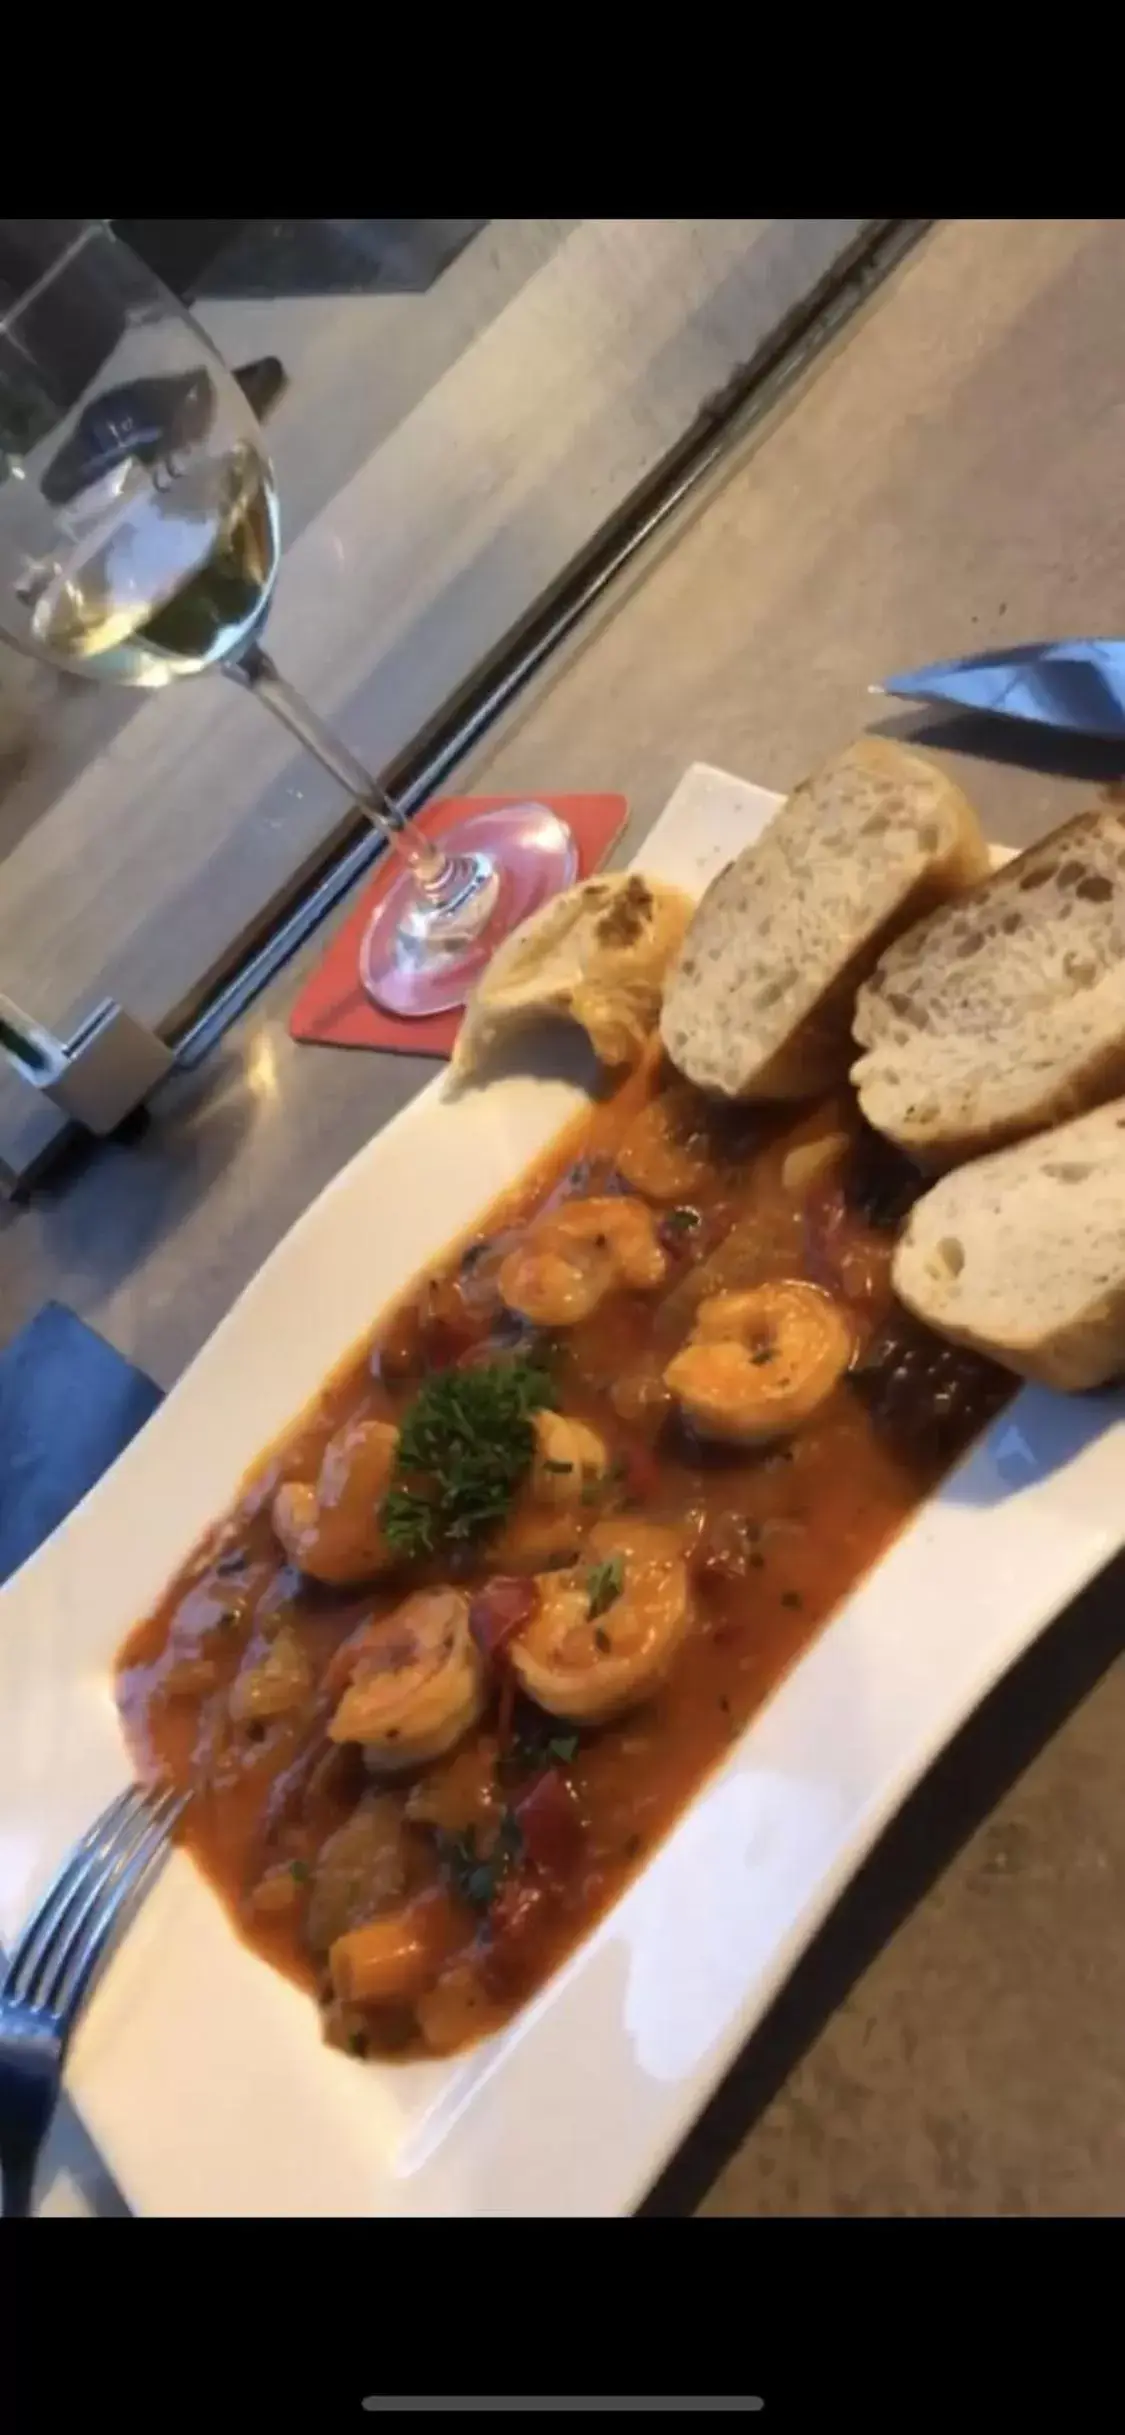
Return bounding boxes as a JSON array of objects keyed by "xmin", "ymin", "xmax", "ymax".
[{"xmin": 360, "ymin": 803, "xmax": 579, "ymax": 1019}]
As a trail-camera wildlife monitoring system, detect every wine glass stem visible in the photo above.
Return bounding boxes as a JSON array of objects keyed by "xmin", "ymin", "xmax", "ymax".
[{"xmin": 225, "ymin": 641, "xmax": 456, "ymax": 901}]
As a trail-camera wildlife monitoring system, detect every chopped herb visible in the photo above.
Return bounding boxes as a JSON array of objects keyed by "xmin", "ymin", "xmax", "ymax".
[
  {"xmin": 289, "ymin": 1859, "xmax": 310, "ymax": 1884},
  {"xmin": 594, "ymin": 1625, "xmax": 612, "ymax": 1653},
  {"xmin": 542, "ymin": 1458, "xmax": 574, "ymax": 1475},
  {"xmin": 781, "ymin": 1590, "xmax": 803, "ymax": 1610},
  {"xmin": 751, "ymin": 1345, "xmax": 775, "ymax": 1366},
  {"xmin": 501, "ymin": 1713, "xmax": 581, "ymax": 1782},
  {"xmin": 435, "ymin": 1809, "xmax": 524, "ymax": 1914},
  {"xmin": 434, "ymin": 1827, "xmax": 473, "ymax": 1898},
  {"xmin": 664, "ymin": 1206, "xmax": 700, "ymax": 1235},
  {"xmin": 571, "ymin": 1455, "xmax": 627, "ymax": 1510},
  {"xmin": 381, "ymin": 1353, "xmax": 553, "ymax": 1560},
  {"xmin": 585, "ymin": 1554, "xmax": 625, "ymax": 1619},
  {"xmin": 539, "ymin": 1545, "xmax": 581, "ymax": 1573}
]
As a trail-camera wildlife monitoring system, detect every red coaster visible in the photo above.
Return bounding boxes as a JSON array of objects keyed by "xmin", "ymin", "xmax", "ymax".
[{"xmin": 289, "ymin": 793, "xmax": 628, "ymax": 1060}]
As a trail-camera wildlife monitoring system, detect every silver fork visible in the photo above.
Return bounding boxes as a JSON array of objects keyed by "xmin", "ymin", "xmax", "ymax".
[{"xmin": 0, "ymin": 1780, "xmax": 186, "ymax": 2217}]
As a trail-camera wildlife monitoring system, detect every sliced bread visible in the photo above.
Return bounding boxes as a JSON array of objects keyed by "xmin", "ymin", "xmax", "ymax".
[
  {"xmin": 451, "ymin": 872, "xmax": 692, "ymax": 1082},
  {"xmin": 659, "ymin": 738, "xmax": 989, "ymax": 1101},
  {"xmin": 892, "ymin": 1098, "xmax": 1125, "ymax": 1390},
  {"xmin": 852, "ymin": 804, "xmax": 1125, "ymax": 1167}
]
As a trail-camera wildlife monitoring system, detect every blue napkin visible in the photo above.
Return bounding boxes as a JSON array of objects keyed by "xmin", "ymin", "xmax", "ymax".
[{"xmin": 0, "ymin": 1302, "xmax": 162, "ymax": 1586}]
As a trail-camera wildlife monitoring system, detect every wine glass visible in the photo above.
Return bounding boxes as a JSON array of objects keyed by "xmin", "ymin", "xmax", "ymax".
[{"xmin": 0, "ymin": 221, "xmax": 577, "ymax": 1018}]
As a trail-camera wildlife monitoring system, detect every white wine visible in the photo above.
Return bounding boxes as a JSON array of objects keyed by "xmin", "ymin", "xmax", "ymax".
[{"xmin": 28, "ymin": 439, "xmax": 279, "ymax": 687}]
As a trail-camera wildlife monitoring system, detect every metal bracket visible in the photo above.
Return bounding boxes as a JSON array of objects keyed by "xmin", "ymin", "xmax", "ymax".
[{"xmin": 0, "ymin": 992, "xmax": 173, "ymax": 1134}]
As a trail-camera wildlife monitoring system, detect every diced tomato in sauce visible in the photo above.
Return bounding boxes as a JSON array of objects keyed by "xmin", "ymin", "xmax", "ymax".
[
  {"xmin": 515, "ymin": 1767, "xmax": 585, "ymax": 1881},
  {"xmin": 469, "ymin": 1576, "xmax": 540, "ymax": 1664}
]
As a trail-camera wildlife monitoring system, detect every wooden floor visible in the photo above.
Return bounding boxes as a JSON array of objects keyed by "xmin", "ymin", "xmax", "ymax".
[{"xmin": 0, "ymin": 218, "xmax": 870, "ymax": 1179}]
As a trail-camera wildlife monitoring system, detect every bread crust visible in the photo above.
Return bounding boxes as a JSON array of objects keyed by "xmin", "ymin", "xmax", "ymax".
[
  {"xmin": 451, "ymin": 872, "xmax": 691, "ymax": 1082},
  {"xmin": 892, "ymin": 1097, "xmax": 1125, "ymax": 1389},
  {"xmin": 853, "ymin": 806, "xmax": 1125, "ymax": 1167},
  {"xmin": 661, "ymin": 739, "xmax": 988, "ymax": 1102}
]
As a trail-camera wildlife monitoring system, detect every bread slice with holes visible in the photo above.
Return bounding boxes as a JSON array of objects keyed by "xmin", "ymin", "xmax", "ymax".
[
  {"xmin": 892, "ymin": 1099, "xmax": 1125, "ymax": 1389},
  {"xmin": 659, "ymin": 738, "xmax": 989, "ymax": 1101},
  {"xmin": 852, "ymin": 805, "xmax": 1125, "ymax": 1167}
]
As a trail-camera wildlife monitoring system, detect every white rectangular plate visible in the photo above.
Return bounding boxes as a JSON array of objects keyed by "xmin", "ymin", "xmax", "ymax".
[{"xmin": 2, "ymin": 763, "xmax": 1123, "ymax": 2219}]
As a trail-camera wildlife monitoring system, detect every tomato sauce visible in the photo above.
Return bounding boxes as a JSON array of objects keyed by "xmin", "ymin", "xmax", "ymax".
[{"xmin": 116, "ymin": 1059, "xmax": 1009, "ymax": 2059}]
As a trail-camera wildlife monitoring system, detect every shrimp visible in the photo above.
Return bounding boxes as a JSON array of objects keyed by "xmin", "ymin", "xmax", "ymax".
[
  {"xmin": 486, "ymin": 1410, "xmax": 611, "ymax": 1568},
  {"xmin": 329, "ymin": 1887, "xmax": 455, "ymax": 2005},
  {"xmin": 228, "ymin": 1622, "xmax": 313, "ymax": 1725},
  {"xmin": 498, "ymin": 1196, "xmax": 668, "ymax": 1327},
  {"xmin": 485, "ymin": 1500, "xmax": 588, "ymax": 1574},
  {"xmin": 272, "ymin": 1415, "xmax": 398, "ymax": 1587},
  {"xmin": 529, "ymin": 1409, "xmax": 610, "ymax": 1507},
  {"xmin": 511, "ymin": 1517, "xmax": 691, "ymax": 1723},
  {"xmin": 328, "ymin": 1587, "xmax": 485, "ymax": 1772},
  {"xmin": 616, "ymin": 1085, "xmax": 717, "ymax": 1202},
  {"xmin": 664, "ymin": 1279, "xmax": 852, "ymax": 1446}
]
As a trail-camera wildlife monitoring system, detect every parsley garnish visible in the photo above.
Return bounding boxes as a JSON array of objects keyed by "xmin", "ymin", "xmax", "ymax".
[
  {"xmin": 664, "ymin": 1206, "xmax": 700, "ymax": 1235},
  {"xmin": 585, "ymin": 1553, "xmax": 625, "ymax": 1619},
  {"xmin": 500, "ymin": 1709, "xmax": 581, "ymax": 1784},
  {"xmin": 516, "ymin": 1714, "xmax": 579, "ymax": 1772},
  {"xmin": 435, "ymin": 1809, "xmax": 524, "ymax": 1913},
  {"xmin": 381, "ymin": 1353, "xmax": 553, "ymax": 1560}
]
